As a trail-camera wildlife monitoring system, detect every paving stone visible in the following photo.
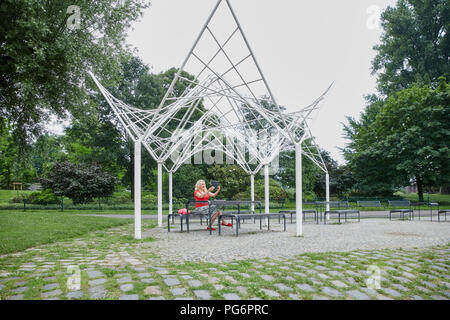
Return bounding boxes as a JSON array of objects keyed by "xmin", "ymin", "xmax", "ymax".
[
  {"xmin": 331, "ymin": 280, "xmax": 348, "ymax": 288},
  {"xmin": 117, "ymin": 276, "xmax": 132, "ymax": 283},
  {"xmin": 317, "ymin": 273, "xmax": 329, "ymax": 280},
  {"xmin": 214, "ymin": 284, "xmax": 224, "ymax": 291},
  {"xmin": 383, "ymin": 288, "xmax": 402, "ymax": 297},
  {"xmin": 87, "ymin": 270, "xmax": 104, "ymax": 278},
  {"xmin": 0, "ymin": 284, "xmax": 3, "ymax": 290},
  {"xmin": 411, "ymin": 295, "xmax": 425, "ymax": 300},
  {"xmin": 315, "ymin": 266, "xmax": 328, "ymax": 271},
  {"xmin": 187, "ymin": 280, "xmax": 203, "ymax": 288},
  {"xmin": 12, "ymin": 287, "xmax": 27, "ymax": 293},
  {"xmin": 360, "ymin": 287, "xmax": 378, "ymax": 296},
  {"xmin": 274, "ymin": 283, "xmax": 293, "ymax": 291},
  {"xmin": 312, "ymin": 295, "xmax": 329, "ymax": 300},
  {"xmin": 144, "ymin": 286, "xmax": 163, "ymax": 295},
  {"xmin": 329, "ymin": 271, "xmax": 343, "ymax": 277},
  {"xmin": 120, "ymin": 283, "xmax": 134, "ymax": 292},
  {"xmin": 421, "ymin": 281, "xmax": 438, "ymax": 289},
  {"xmin": 148, "ymin": 296, "xmax": 165, "ymax": 300},
  {"xmin": 346, "ymin": 290, "xmax": 369, "ymax": 300},
  {"xmin": 164, "ymin": 278, "xmax": 180, "ymax": 286},
  {"xmin": 261, "ymin": 288, "xmax": 280, "ymax": 297},
  {"xmin": 119, "ymin": 294, "xmax": 139, "ymax": 300},
  {"xmin": 171, "ymin": 288, "xmax": 187, "ymax": 296},
  {"xmin": 431, "ymin": 295, "xmax": 448, "ymax": 300},
  {"xmin": 89, "ymin": 285, "xmax": 106, "ymax": 299},
  {"xmin": 285, "ymin": 276, "xmax": 295, "ymax": 281},
  {"xmin": 322, "ymin": 287, "xmax": 342, "ymax": 297},
  {"xmin": 6, "ymin": 294, "xmax": 24, "ymax": 300},
  {"xmin": 137, "ymin": 273, "xmax": 152, "ymax": 279},
  {"xmin": 236, "ymin": 286, "xmax": 247, "ymax": 295},
  {"xmin": 42, "ymin": 283, "xmax": 59, "ymax": 291},
  {"xmin": 297, "ymin": 283, "xmax": 315, "ymax": 292},
  {"xmin": 289, "ymin": 293, "xmax": 300, "ymax": 300},
  {"xmin": 391, "ymin": 283, "xmax": 409, "ymax": 292},
  {"xmin": 66, "ymin": 290, "xmax": 83, "ymax": 299},
  {"xmin": 141, "ymin": 278, "xmax": 155, "ymax": 284},
  {"xmin": 89, "ymin": 278, "xmax": 107, "ymax": 286},
  {"xmin": 193, "ymin": 290, "xmax": 211, "ymax": 300},
  {"xmin": 223, "ymin": 293, "xmax": 241, "ymax": 300},
  {"xmin": 261, "ymin": 275, "xmax": 274, "ymax": 281},
  {"xmin": 41, "ymin": 289, "xmax": 62, "ymax": 298},
  {"xmin": 208, "ymin": 277, "xmax": 219, "ymax": 284},
  {"xmin": 181, "ymin": 275, "xmax": 193, "ymax": 280}
]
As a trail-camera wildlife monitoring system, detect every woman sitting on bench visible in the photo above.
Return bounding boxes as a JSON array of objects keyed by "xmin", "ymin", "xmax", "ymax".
[{"xmin": 194, "ymin": 180, "xmax": 232, "ymax": 231}]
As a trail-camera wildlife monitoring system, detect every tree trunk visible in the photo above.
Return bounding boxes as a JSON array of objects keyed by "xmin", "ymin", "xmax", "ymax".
[{"xmin": 416, "ymin": 176, "xmax": 424, "ymax": 202}]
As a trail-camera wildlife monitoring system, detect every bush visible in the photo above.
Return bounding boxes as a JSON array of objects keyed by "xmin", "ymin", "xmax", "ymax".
[
  {"xmin": 27, "ymin": 189, "xmax": 59, "ymax": 205},
  {"xmin": 142, "ymin": 193, "xmax": 157, "ymax": 204}
]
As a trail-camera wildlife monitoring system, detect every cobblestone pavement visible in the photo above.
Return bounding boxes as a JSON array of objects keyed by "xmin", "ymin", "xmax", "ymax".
[{"xmin": 0, "ymin": 219, "xmax": 448, "ymax": 300}]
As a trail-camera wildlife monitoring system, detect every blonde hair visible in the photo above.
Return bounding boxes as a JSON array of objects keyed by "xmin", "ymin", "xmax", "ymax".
[{"xmin": 195, "ymin": 179, "xmax": 205, "ymax": 191}]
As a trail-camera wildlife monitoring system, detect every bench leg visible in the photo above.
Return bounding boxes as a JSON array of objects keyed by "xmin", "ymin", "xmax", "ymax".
[
  {"xmin": 268, "ymin": 216, "xmax": 270, "ymax": 230},
  {"xmin": 236, "ymin": 218, "xmax": 239, "ymax": 237},
  {"xmin": 168, "ymin": 215, "xmax": 171, "ymax": 232},
  {"xmin": 181, "ymin": 216, "xmax": 184, "ymax": 232},
  {"xmin": 284, "ymin": 216, "xmax": 286, "ymax": 231}
]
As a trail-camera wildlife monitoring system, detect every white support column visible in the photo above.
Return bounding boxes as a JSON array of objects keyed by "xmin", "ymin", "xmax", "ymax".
[
  {"xmin": 295, "ymin": 143, "xmax": 303, "ymax": 237},
  {"xmin": 157, "ymin": 162, "xmax": 163, "ymax": 227},
  {"xmin": 264, "ymin": 164, "xmax": 269, "ymax": 214},
  {"xmin": 169, "ymin": 171, "xmax": 173, "ymax": 215},
  {"xmin": 250, "ymin": 174, "xmax": 255, "ymax": 213},
  {"xmin": 326, "ymin": 173, "xmax": 330, "ymax": 220},
  {"xmin": 134, "ymin": 140, "xmax": 142, "ymax": 239}
]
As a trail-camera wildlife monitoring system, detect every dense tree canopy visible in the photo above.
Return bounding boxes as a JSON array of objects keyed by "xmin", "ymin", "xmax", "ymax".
[
  {"xmin": 0, "ymin": 0, "xmax": 150, "ymax": 150},
  {"xmin": 372, "ymin": 0, "xmax": 449, "ymax": 95},
  {"xmin": 344, "ymin": 79, "xmax": 450, "ymax": 200}
]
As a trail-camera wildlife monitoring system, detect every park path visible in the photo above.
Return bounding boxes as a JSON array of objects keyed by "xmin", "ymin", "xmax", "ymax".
[{"xmin": 0, "ymin": 218, "xmax": 449, "ymax": 300}]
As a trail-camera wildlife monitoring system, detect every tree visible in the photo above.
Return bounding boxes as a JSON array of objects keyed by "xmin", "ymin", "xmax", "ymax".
[
  {"xmin": 343, "ymin": 78, "xmax": 450, "ymax": 201},
  {"xmin": 206, "ymin": 164, "xmax": 249, "ymax": 199},
  {"xmin": 0, "ymin": 0, "xmax": 150, "ymax": 151},
  {"xmin": 41, "ymin": 161, "xmax": 119, "ymax": 204},
  {"xmin": 372, "ymin": 0, "xmax": 450, "ymax": 95}
]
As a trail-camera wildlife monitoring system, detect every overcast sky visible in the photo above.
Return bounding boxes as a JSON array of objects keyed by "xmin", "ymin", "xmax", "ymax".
[{"xmin": 125, "ymin": 0, "xmax": 397, "ymax": 164}]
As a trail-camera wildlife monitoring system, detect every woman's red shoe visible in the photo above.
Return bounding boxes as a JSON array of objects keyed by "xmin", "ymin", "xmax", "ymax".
[
  {"xmin": 221, "ymin": 222, "xmax": 232, "ymax": 227},
  {"xmin": 207, "ymin": 227, "xmax": 216, "ymax": 231}
]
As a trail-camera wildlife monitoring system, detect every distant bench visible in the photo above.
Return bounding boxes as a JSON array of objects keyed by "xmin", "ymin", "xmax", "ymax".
[
  {"xmin": 278, "ymin": 210, "xmax": 318, "ymax": 224},
  {"xmin": 388, "ymin": 200, "xmax": 413, "ymax": 220},
  {"xmin": 357, "ymin": 200, "xmax": 384, "ymax": 211},
  {"xmin": 438, "ymin": 210, "xmax": 450, "ymax": 222}
]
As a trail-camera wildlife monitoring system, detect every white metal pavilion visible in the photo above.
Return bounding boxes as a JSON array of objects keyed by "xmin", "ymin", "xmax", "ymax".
[{"xmin": 90, "ymin": 0, "xmax": 332, "ymax": 238}]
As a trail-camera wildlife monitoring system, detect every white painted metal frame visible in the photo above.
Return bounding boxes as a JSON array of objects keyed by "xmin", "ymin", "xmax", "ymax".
[{"xmin": 89, "ymin": 0, "xmax": 333, "ymax": 238}]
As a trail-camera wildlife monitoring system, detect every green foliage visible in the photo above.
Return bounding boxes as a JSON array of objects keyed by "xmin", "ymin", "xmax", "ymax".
[
  {"xmin": 344, "ymin": 79, "xmax": 450, "ymax": 200},
  {"xmin": 206, "ymin": 164, "xmax": 249, "ymax": 199},
  {"xmin": 26, "ymin": 189, "xmax": 59, "ymax": 205},
  {"xmin": 167, "ymin": 165, "xmax": 205, "ymax": 200},
  {"xmin": 372, "ymin": 0, "xmax": 450, "ymax": 95},
  {"xmin": 0, "ymin": 0, "xmax": 151, "ymax": 150},
  {"xmin": 41, "ymin": 161, "xmax": 119, "ymax": 204},
  {"xmin": 253, "ymin": 178, "xmax": 287, "ymax": 201}
]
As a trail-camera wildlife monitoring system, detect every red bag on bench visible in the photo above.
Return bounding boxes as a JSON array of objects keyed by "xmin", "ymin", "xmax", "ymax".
[{"xmin": 178, "ymin": 208, "xmax": 190, "ymax": 215}]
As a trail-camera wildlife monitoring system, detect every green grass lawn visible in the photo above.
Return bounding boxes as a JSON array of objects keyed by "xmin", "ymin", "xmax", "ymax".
[{"xmin": 0, "ymin": 211, "xmax": 133, "ymax": 254}]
